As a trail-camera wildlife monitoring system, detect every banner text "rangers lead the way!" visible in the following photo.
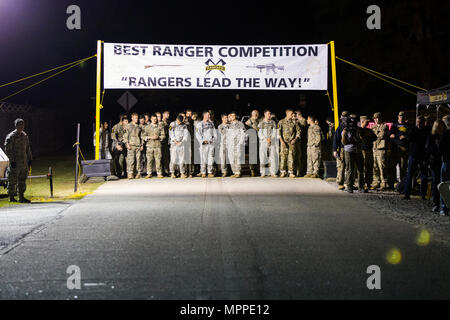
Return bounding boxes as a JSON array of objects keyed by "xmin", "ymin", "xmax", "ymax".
[{"xmin": 104, "ymin": 43, "xmax": 328, "ymax": 90}]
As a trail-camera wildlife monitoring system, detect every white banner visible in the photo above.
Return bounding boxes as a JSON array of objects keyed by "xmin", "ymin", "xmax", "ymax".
[{"xmin": 103, "ymin": 43, "xmax": 328, "ymax": 90}]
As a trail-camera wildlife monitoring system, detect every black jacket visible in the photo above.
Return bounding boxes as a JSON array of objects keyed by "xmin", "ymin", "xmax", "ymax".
[
  {"xmin": 406, "ymin": 126, "xmax": 430, "ymax": 159},
  {"xmin": 425, "ymin": 134, "xmax": 441, "ymax": 167},
  {"xmin": 439, "ymin": 129, "xmax": 450, "ymax": 163}
]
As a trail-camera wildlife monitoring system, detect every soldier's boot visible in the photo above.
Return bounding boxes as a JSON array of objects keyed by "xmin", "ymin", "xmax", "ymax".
[
  {"xmin": 157, "ymin": 173, "xmax": 164, "ymax": 179},
  {"xmin": 235, "ymin": 173, "xmax": 241, "ymax": 178},
  {"xmin": 180, "ymin": 173, "xmax": 187, "ymax": 179},
  {"xmin": 9, "ymin": 196, "xmax": 17, "ymax": 203},
  {"xmin": 196, "ymin": 173, "xmax": 203, "ymax": 177},
  {"xmin": 208, "ymin": 173, "xmax": 215, "ymax": 178},
  {"xmin": 19, "ymin": 194, "xmax": 31, "ymax": 203},
  {"xmin": 135, "ymin": 173, "xmax": 141, "ymax": 179},
  {"xmin": 289, "ymin": 173, "xmax": 296, "ymax": 178},
  {"xmin": 338, "ymin": 185, "xmax": 345, "ymax": 190},
  {"xmin": 222, "ymin": 171, "xmax": 227, "ymax": 177},
  {"xmin": 145, "ymin": 174, "xmax": 152, "ymax": 179},
  {"xmin": 280, "ymin": 172, "xmax": 287, "ymax": 178},
  {"xmin": 250, "ymin": 169, "xmax": 256, "ymax": 177},
  {"xmin": 271, "ymin": 174, "xmax": 278, "ymax": 178},
  {"xmin": 379, "ymin": 182, "xmax": 387, "ymax": 191},
  {"xmin": 201, "ymin": 173, "xmax": 207, "ymax": 178},
  {"xmin": 311, "ymin": 174, "xmax": 320, "ymax": 179},
  {"xmin": 304, "ymin": 174, "xmax": 312, "ymax": 178},
  {"xmin": 127, "ymin": 174, "xmax": 134, "ymax": 180},
  {"xmin": 370, "ymin": 183, "xmax": 380, "ymax": 190},
  {"xmin": 171, "ymin": 173, "xmax": 176, "ymax": 179}
]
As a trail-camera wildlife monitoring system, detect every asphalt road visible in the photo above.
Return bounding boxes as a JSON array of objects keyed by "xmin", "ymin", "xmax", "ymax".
[{"xmin": 0, "ymin": 177, "xmax": 449, "ymax": 299}]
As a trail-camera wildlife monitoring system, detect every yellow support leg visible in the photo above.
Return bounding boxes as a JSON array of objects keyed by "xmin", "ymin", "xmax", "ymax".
[
  {"xmin": 329, "ymin": 41, "xmax": 339, "ymax": 130},
  {"xmin": 95, "ymin": 40, "xmax": 102, "ymax": 160}
]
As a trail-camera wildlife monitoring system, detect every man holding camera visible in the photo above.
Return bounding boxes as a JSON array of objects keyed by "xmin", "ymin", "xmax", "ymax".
[{"xmin": 341, "ymin": 115, "xmax": 364, "ymax": 193}]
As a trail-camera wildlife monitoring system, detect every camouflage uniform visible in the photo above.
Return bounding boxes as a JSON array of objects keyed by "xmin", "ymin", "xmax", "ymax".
[
  {"xmin": 295, "ymin": 117, "xmax": 307, "ymax": 176},
  {"xmin": 5, "ymin": 129, "xmax": 32, "ymax": 198},
  {"xmin": 218, "ymin": 123, "xmax": 229, "ymax": 175},
  {"xmin": 258, "ymin": 119, "xmax": 278, "ymax": 176},
  {"xmin": 111, "ymin": 122, "xmax": 127, "ymax": 177},
  {"xmin": 245, "ymin": 118, "xmax": 260, "ymax": 176},
  {"xmin": 160, "ymin": 120, "xmax": 170, "ymax": 175},
  {"xmin": 306, "ymin": 123, "xmax": 322, "ymax": 176},
  {"xmin": 142, "ymin": 122, "xmax": 165, "ymax": 176},
  {"xmin": 278, "ymin": 118, "xmax": 300, "ymax": 176},
  {"xmin": 196, "ymin": 120, "xmax": 216, "ymax": 175},
  {"xmin": 139, "ymin": 123, "xmax": 147, "ymax": 174},
  {"xmin": 123, "ymin": 122, "xmax": 143, "ymax": 178},
  {"xmin": 227, "ymin": 121, "xmax": 246, "ymax": 176},
  {"xmin": 371, "ymin": 116, "xmax": 389, "ymax": 189},
  {"xmin": 169, "ymin": 121, "xmax": 189, "ymax": 175}
]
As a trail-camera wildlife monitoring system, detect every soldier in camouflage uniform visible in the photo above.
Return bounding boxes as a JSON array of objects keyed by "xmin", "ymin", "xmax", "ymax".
[
  {"xmin": 258, "ymin": 110, "xmax": 278, "ymax": 177},
  {"xmin": 333, "ymin": 111, "xmax": 349, "ymax": 190},
  {"xmin": 294, "ymin": 110, "xmax": 307, "ymax": 176},
  {"xmin": 124, "ymin": 113, "xmax": 143, "ymax": 179},
  {"xmin": 139, "ymin": 115, "xmax": 147, "ymax": 175},
  {"xmin": 5, "ymin": 119, "xmax": 32, "ymax": 203},
  {"xmin": 278, "ymin": 109, "xmax": 300, "ymax": 178},
  {"xmin": 227, "ymin": 112, "xmax": 246, "ymax": 178},
  {"xmin": 245, "ymin": 110, "xmax": 260, "ymax": 176},
  {"xmin": 371, "ymin": 112, "xmax": 389, "ymax": 190},
  {"xmin": 142, "ymin": 114, "xmax": 165, "ymax": 178},
  {"xmin": 305, "ymin": 116, "xmax": 322, "ymax": 178},
  {"xmin": 111, "ymin": 115, "xmax": 128, "ymax": 178},
  {"xmin": 196, "ymin": 111, "xmax": 216, "ymax": 178},
  {"xmin": 218, "ymin": 114, "xmax": 229, "ymax": 177},
  {"xmin": 169, "ymin": 115, "xmax": 189, "ymax": 178}
]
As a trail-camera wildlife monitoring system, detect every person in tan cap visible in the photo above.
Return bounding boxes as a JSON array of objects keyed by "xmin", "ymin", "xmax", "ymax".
[{"xmin": 371, "ymin": 112, "xmax": 389, "ymax": 190}]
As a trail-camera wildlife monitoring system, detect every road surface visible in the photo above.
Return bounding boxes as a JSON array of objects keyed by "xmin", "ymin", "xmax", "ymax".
[{"xmin": 0, "ymin": 177, "xmax": 449, "ymax": 299}]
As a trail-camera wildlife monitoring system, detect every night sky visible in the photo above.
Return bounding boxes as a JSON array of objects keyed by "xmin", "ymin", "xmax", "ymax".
[{"xmin": 1, "ymin": 0, "xmax": 449, "ymax": 124}]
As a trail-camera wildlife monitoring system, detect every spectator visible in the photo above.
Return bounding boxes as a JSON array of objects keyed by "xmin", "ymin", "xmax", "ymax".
[
  {"xmin": 341, "ymin": 115, "xmax": 364, "ymax": 193},
  {"xmin": 403, "ymin": 116, "xmax": 430, "ymax": 200},
  {"xmin": 438, "ymin": 116, "xmax": 450, "ymax": 215},
  {"xmin": 425, "ymin": 120, "xmax": 446, "ymax": 212}
]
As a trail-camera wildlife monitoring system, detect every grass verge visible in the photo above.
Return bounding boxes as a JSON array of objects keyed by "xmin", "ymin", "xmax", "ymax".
[{"xmin": 0, "ymin": 153, "xmax": 104, "ymax": 209}]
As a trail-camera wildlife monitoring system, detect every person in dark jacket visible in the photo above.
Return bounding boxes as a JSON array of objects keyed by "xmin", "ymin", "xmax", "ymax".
[
  {"xmin": 403, "ymin": 116, "xmax": 430, "ymax": 200},
  {"xmin": 425, "ymin": 120, "xmax": 446, "ymax": 212},
  {"xmin": 359, "ymin": 116, "xmax": 377, "ymax": 190},
  {"xmin": 389, "ymin": 111, "xmax": 409, "ymax": 184},
  {"xmin": 438, "ymin": 116, "xmax": 450, "ymax": 215}
]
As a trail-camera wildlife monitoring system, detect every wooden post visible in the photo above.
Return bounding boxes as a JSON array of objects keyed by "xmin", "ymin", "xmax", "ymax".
[{"xmin": 74, "ymin": 123, "xmax": 80, "ymax": 192}]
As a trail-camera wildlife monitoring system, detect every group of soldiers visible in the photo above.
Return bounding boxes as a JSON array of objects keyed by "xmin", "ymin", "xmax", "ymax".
[
  {"xmin": 333, "ymin": 109, "xmax": 450, "ymax": 216},
  {"xmin": 333, "ymin": 110, "xmax": 414, "ymax": 193},
  {"xmin": 106, "ymin": 108, "xmax": 325, "ymax": 179}
]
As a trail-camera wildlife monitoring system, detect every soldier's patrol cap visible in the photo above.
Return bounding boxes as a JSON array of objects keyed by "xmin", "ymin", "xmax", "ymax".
[
  {"xmin": 398, "ymin": 111, "xmax": 405, "ymax": 116},
  {"xmin": 373, "ymin": 112, "xmax": 382, "ymax": 119},
  {"xmin": 14, "ymin": 118, "xmax": 24, "ymax": 127},
  {"xmin": 360, "ymin": 115, "xmax": 368, "ymax": 121},
  {"xmin": 341, "ymin": 111, "xmax": 349, "ymax": 117}
]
